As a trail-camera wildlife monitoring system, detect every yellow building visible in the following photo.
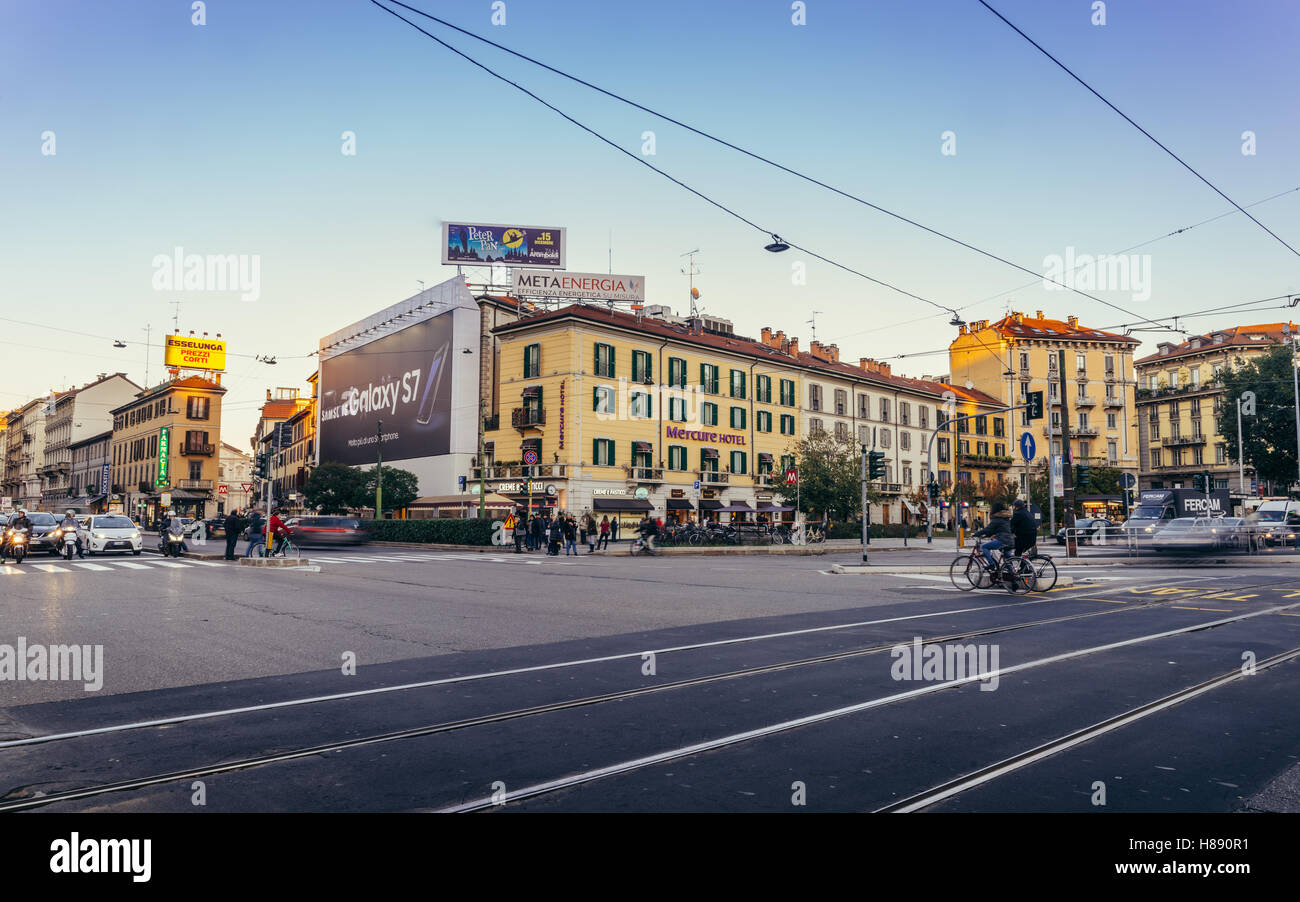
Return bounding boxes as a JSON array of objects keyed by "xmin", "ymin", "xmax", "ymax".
[
  {"xmin": 477, "ymin": 303, "xmax": 1006, "ymax": 531},
  {"xmin": 950, "ymin": 311, "xmax": 1140, "ymax": 506},
  {"xmin": 110, "ymin": 373, "xmax": 227, "ymax": 523},
  {"xmin": 263, "ymin": 372, "xmax": 318, "ymax": 515},
  {"xmin": 1135, "ymin": 323, "xmax": 1297, "ymax": 493}
]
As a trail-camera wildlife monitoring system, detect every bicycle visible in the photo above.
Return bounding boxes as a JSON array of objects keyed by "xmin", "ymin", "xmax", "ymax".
[
  {"xmin": 254, "ymin": 535, "xmax": 295, "ymax": 558},
  {"xmin": 949, "ymin": 544, "xmax": 1035, "ymax": 593},
  {"xmin": 629, "ymin": 535, "xmax": 658, "ymax": 556},
  {"xmin": 1021, "ymin": 545, "xmax": 1058, "ymax": 592}
]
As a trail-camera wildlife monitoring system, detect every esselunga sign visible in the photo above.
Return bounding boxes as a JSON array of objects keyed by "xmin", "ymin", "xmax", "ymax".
[
  {"xmin": 512, "ymin": 268, "xmax": 645, "ymax": 303},
  {"xmin": 164, "ymin": 334, "xmax": 226, "ymax": 371}
]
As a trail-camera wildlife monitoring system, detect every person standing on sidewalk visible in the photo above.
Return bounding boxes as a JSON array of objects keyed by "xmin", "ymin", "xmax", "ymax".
[
  {"xmin": 512, "ymin": 510, "xmax": 525, "ymax": 553},
  {"xmin": 563, "ymin": 515, "xmax": 578, "ymax": 556},
  {"xmin": 224, "ymin": 508, "xmax": 245, "ymax": 561},
  {"xmin": 244, "ymin": 510, "xmax": 264, "ymax": 558},
  {"xmin": 597, "ymin": 515, "xmax": 610, "ymax": 551}
]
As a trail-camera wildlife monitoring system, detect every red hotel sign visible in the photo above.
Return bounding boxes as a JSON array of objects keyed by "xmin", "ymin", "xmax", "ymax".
[{"xmin": 664, "ymin": 426, "xmax": 746, "ymax": 446}]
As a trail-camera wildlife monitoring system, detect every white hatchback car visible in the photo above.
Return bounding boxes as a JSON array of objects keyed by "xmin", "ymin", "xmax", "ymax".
[{"xmin": 83, "ymin": 514, "xmax": 144, "ymax": 555}]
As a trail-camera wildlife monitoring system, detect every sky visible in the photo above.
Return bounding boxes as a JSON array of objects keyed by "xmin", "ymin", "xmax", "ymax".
[{"xmin": 2, "ymin": 0, "xmax": 1298, "ymax": 446}]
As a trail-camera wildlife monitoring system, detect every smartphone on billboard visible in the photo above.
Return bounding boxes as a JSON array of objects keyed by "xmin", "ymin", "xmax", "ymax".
[{"xmin": 416, "ymin": 341, "xmax": 450, "ymax": 426}]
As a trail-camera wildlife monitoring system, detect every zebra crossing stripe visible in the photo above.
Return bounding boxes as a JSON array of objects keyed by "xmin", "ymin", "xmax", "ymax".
[
  {"xmin": 150, "ymin": 561, "xmax": 191, "ymax": 568},
  {"xmin": 183, "ymin": 560, "xmax": 226, "ymax": 566},
  {"xmin": 34, "ymin": 564, "xmax": 72, "ymax": 573},
  {"xmin": 108, "ymin": 561, "xmax": 152, "ymax": 569},
  {"xmin": 70, "ymin": 562, "xmax": 112, "ymax": 571},
  {"xmin": 0, "ymin": 565, "xmax": 24, "ymax": 575}
]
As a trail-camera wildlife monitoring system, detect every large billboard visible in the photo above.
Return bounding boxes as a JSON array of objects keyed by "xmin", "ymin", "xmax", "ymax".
[
  {"xmin": 441, "ymin": 222, "xmax": 565, "ymax": 268},
  {"xmin": 318, "ymin": 313, "xmax": 454, "ymax": 466},
  {"xmin": 512, "ymin": 268, "xmax": 645, "ymax": 302},
  {"xmin": 165, "ymin": 334, "xmax": 226, "ymax": 371}
]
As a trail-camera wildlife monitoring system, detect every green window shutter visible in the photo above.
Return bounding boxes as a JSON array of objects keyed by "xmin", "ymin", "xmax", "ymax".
[
  {"xmin": 593, "ymin": 438, "xmax": 599, "ymax": 465},
  {"xmin": 593, "ymin": 386, "xmax": 599, "ymax": 411}
]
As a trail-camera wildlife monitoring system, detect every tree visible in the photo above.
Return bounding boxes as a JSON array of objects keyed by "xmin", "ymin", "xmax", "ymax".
[
  {"xmin": 774, "ymin": 431, "xmax": 878, "ymax": 519},
  {"xmin": 1216, "ymin": 344, "xmax": 1296, "ymax": 489},
  {"xmin": 361, "ymin": 466, "xmax": 420, "ymax": 512},
  {"xmin": 977, "ymin": 475, "xmax": 1019, "ymax": 507},
  {"xmin": 302, "ymin": 462, "xmax": 367, "ymax": 513}
]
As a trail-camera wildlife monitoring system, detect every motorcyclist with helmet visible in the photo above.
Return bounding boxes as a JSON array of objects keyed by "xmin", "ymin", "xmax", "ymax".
[
  {"xmin": 2, "ymin": 508, "xmax": 34, "ymax": 564},
  {"xmin": 57, "ymin": 509, "xmax": 86, "ymax": 559}
]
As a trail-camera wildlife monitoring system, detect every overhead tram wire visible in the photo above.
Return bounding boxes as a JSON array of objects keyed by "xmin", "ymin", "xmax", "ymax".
[
  {"xmin": 827, "ymin": 185, "xmax": 1300, "ymax": 345},
  {"xmin": 977, "ymin": 0, "xmax": 1300, "ymax": 260},
  {"xmin": 373, "ymin": 0, "xmax": 1174, "ymax": 336},
  {"xmin": 368, "ymin": 0, "xmax": 960, "ymax": 319}
]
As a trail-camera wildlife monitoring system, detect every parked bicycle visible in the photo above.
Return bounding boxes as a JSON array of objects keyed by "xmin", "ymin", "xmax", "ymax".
[{"xmin": 949, "ymin": 544, "xmax": 1036, "ymax": 593}]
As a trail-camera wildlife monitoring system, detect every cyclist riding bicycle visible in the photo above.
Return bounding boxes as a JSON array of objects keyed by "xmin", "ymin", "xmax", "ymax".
[
  {"xmin": 1010, "ymin": 499, "xmax": 1038, "ymax": 557},
  {"xmin": 266, "ymin": 509, "xmax": 293, "ymax": 555},
  {"xmin": 972, "ymin": 502, "xmax": 1014, "ymax": 571},
  {"xmin": 637, "ymin": 513, "xmax": 658, "ymax": 554}
]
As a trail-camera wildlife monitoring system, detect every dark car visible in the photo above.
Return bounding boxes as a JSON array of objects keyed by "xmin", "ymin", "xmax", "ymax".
[
  {"xmin": 1055, "ymin": 517, "xmax": 1117, "ymax": 545},
  {"xmin": 26, "ymin": 512, "xmax": 63, "ymax": 553},
  {"xmin": 286, "ymin": 516, "xmax": 369, "ymax": 546}
]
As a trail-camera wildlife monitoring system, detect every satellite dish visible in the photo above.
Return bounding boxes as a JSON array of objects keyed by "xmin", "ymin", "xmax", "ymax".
[{"xmin": 964, "ymin": 380, "xmax": 974, "ymax": 389}]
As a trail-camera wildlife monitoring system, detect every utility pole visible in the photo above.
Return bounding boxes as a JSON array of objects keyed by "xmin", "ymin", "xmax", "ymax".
[
  {"xmin": 1237, "ymin": 396, "xmax": 1246, "ymax": 495},
  {"xmin": 477, "ymin": 398, "xmax": 486, "ymax": 519},
  {"xmin": 1059, "ymin": 349, "xmax": 1078, "ymax": 557},
  {"xmin": 375, "ymin": 420, "xmax": 383, "ymax": 520}
]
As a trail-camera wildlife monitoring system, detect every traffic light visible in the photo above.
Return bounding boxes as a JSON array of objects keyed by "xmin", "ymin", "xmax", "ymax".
[
  {"xmin": 254, "ymin": 452, "xmax": 269, "ymax": 480},
  {"xmin": 1075, "ymin": 464, "xmax": 1091, "ymax": 491},
  {"xmin": 1192, "ymin": 473, "xmax": 1206, "ymax": 492},
  {"xmin": 1026, "ymin": 391, "xmax": 1044, "ymax": 420},
  {"xmin": 868, "ymin": 450, "xmax": 887, "ymax": 480},
  {"xmin": 927, "ymin": 480, "xmax": 940, "ymax": 502}
]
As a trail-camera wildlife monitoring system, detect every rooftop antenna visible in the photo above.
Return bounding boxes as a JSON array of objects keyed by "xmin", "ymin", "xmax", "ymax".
[
  {"xmin": 608, "ymin": 229, "xmax": 612, "ymax": 274},
  {"xmin": 807, "ymin": 310, "xmax": 824, "ymax": 342},
  {"xmin": 169, "ymin": 299, "xmax": 182, "ymax": 333},
  {"xmin": 680, "ymin": 248, "xmax": 701, "ymax": 317},
  {"xmin": 143, "ymin": 324, "xmax": 152, "ymax": 387}
]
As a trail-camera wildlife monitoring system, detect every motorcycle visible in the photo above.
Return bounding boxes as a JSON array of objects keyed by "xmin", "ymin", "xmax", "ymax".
[
  {"xmin": 160, "ymin": 529, "xmax": 185, "ymax": 558},
  {"xmin": 6, "ymin": 528, "xmax": 28, "ymax": 564},
  {"xmin": 56, "ymin": 525, "xmax": 78, "ymax": 561}
]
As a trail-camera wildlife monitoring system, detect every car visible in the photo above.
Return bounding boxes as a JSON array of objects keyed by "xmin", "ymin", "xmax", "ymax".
[
  {"xmin": 82, "ymin": 514, "xmax": 144, "ymax": 555},
  {"xmin": 1244, "ymin": 508, "xmax": 1300, "ymax": 547},
  {"xmin": 285, "ymin": 516, "xmax": 369, "ymax": 546},
  {"xmin": 1150, "ymin": 517, "xmax": 1240, "ymax": 553},
  {"xmin": 25, "ymin": 512, "xmax": 64, "ymax": 554},
  {"xmin": 1056, "ymin": 517, "xmax": 1118, "ymax": 545}
]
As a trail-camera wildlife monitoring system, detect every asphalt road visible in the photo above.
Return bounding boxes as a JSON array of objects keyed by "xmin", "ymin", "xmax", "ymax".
[{"xmin": 3, "ymin": 545, "xmax": 1300, "ymax": 812}]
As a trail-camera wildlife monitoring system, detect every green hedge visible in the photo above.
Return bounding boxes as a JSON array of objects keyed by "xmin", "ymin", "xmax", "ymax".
[
  {"xmin": 359, "ymin": 518, "xmax": 496, "ymax": 546},
  {"xmin": 825, "ymin": 521, "xmax": 930, "ymax": 539}
]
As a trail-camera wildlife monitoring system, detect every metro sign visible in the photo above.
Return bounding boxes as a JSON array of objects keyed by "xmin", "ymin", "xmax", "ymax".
[
  {"xmin": 785, "ymin": 468, "xmax": 798, "ymax": 486},
  {"xmin": 218, "ymin": 484, "xmax": 229, "ymax": 495}
]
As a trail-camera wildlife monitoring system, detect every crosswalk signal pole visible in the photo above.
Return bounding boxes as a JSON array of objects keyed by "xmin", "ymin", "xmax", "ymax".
[{"xmin": 860, "ymin": 444, "xmax": 869, "ymax": 563}]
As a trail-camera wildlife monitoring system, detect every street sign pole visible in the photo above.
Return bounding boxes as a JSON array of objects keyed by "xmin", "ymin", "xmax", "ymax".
[
  {"xmin": 375, "ymin": 420, "xmax": 383, "ymax": 521},
  {"xmin": 1058, "ymin": 350, "xmax": 1078, "ymax": 557}
]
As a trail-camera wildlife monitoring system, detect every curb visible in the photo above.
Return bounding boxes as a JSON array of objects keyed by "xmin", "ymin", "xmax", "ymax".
[
  {"xmin": 238, "ymin": 557, "xmax": 313, "ymax": 568},
  {"xmin": 364, "ymin": 541, "xmax": 826, "ymax": 555}
]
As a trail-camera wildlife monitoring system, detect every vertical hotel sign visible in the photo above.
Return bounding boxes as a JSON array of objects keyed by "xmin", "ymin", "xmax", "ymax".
[
  {"xmin": 559, "ymin": 380, "xmax": 565, "ymax": 450},
  {"xmin": 157, "ymin": 427, "xmax": 171, "ymax": 487}
]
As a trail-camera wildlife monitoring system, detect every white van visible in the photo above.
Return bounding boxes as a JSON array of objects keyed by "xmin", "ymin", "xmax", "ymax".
[{"xmin": 1246, "ymin": 500, "xmax": 1300, "ymax": 546}]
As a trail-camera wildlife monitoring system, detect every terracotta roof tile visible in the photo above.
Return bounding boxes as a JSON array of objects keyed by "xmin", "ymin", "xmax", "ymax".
[{"xmin": 1134, "ymin": 322, "xmax": 1298, "ymax": 366}]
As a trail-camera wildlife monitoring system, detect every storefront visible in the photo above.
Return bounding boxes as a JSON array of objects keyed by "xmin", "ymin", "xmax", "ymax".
[
  {"xmin": 408, "ymin": 493, "xmax": 515, "ymax": 519},
  {"xmin": 665, "ymin": 496, "xmax": 695, "ymax": 524},
  {"xmin": 591, "ymin": 492, "xmax": 654, "ymax": 537},
  {"xmin": 716, "ymin": 501, "xmax": 755, "ymax": 523},
  {"xmin": 1079, "ymin": 494, "xmax": 1125, "ymax": 520},
  {"xmin": 755, "ymin": 501, "xmax": 794, "ymax": 524}
]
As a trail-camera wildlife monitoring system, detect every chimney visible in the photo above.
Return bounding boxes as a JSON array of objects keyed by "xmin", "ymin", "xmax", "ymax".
[
  {"xmin": 859, "ymin": 357, "xmax": 872, "ymax": 372},
  {"xmin": 1011, "ymin": 312, "xmax": 1023, "ymax": 323},
  {"xmin": 266, "ymin": 389, "xmax": 272, "ymax": 401},
  {"xmin": 775, "ymin": 330, "xmax": 785, "ymax": 345},
  {"xmin": 1035, "ymin": 310, "xmax": 1044, "ymax": 320},
  {"xmin": 879, "ymin": 361, "xmax": 891, "ymax": 376},
  {"xmin": 761, "ymin": 327, "xmax": 772, "ymax": 346},
  {"xmin": 827, "ymin": 343, "xmax": 840, "ymax": 363},
  {"xmin": 788, "ymin": 337, "xmax": 799, "ymax": 357},
  {"xmin": 1067, "ymin": 315, "xmax": 1079, "ymax": 329},
  {"xmin": 958, "ymin": 324, "xmax": 968, "ymax": 335},
  {"xmin": 809, "ymin": 340, "xmax": 827, "ymax": 361}
]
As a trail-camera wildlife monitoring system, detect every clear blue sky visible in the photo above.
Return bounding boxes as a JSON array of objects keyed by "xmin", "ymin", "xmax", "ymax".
[{"xmin": 2, "ymin": 0, "xmax": 1297, "ymax": 443}]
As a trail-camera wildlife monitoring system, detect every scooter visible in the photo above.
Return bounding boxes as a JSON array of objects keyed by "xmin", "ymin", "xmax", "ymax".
[
  {"xmin": 57, "ymin": 526, "xmax": 78, "ymax": 561},
  {"xmin": 160, "ymin": 529, "xmax": 185, "ymax": 558},
  {"xmin": 5, "ymin": 528, "xmax": 27, "ymax": 564}
]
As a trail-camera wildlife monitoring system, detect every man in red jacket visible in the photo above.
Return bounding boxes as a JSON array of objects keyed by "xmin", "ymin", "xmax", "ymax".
[{"xmin": 267, "ymin": 510, "xmax": 292, "ymax": 555}]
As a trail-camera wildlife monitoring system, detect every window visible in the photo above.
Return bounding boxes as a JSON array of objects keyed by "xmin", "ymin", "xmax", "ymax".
[
  {"xmin": 919, "ymin": 406, "xmax": 928, "ymax": 430},
  {"xmin": 730, "ymin": 369, "xmax": 746, "ymax": 399},
  {"xmin": 1107, "ymin": 412, "xmax": 1117, "ymax": 429},
  {"xmin": 186, "ymin": 396, "xmax": 210, "ymax": 420},
  {"xmin": 523, "ymin": 344, "xmax": 541, "ymax": 378},
  {"xmin": 1216, "ymin": 443, "xmax": 1226, "ymax": 464},
  {"xmin": 858, "ymin": 394, "xmax": 870, "ymax": 419},
  {"xmin": 1077, "ymin": 382, "xmax": 1088, "ymax": 400},
  {"xmin": 809, "ymin": 384, "xmax": 822, "ymax": 411},
  {"xmin": 593, "ymin": 386, "xmax": 614, "ymax": 414},
  {"xmin": 994, "ymin": 443, "xmax": 1005, "ymax": 457},
  {"xmin": 189, "ymin": 461, "xmax": 203, "ymax": 480},
  {"xmin": 730, "ymin": 406, "xmax": 746, "ymax": 429},
  {"xmin": 632, "ymin": 350, "xmax": 653, "ymax": 384},
  {"xmin": 702, "ymin": 402, "xmax": 718, "ymax": 426},
  {"xmin": 1192, "ymin": 446, "xmax": 1203, "ymax": 465},
  {"xmin": 668, "ymin": 396, "xmax": 687, "ymax": 422},
  {"xmin": 834, "ymin": 421, "xmax": 849, "ymax": 440},
  {"xmin": 668, "ymin": 357, "xmax": 687, "ymax": 389},
  {"xmin": 1105, "ymin": 382, "xmax": 1115, "ymax": 399},
  {"xmin": 977, "ymin": 441, "xmax": 988, "ymax": 456},
  {"xmin": 975, "ymin": 415, "xmax": 987, "ymax": 435},
  {"xmin": 781, "ymin": 454, "xmax": 795, "ymax": 473},
  {"xmin": 936, "ymin": 407, "xmax": 947, "ymax": 430},
  {"xmin": 700, "ymin": 363, "xmax": 719, "ymax": 394},
  {"xmin": 668, "ymin": 445, "xmax": 687, "ymax": 471},
  {"xmin": 594, "ymin": 343, "xmax": 615, "ymax": 377},
  {"xmin": 834, "ymin": 389, "xmax": 847, "ymax": 416},
  {"xmin": 899, "ymin": 402, "xmax": 910, "ymax": 426},
  {"xmin": 879, "ymin": 428, "xmax": 891, "ymax": 448},
  {"xmin": 879, "ymin": 398, "xmax": 890, "ymax": 422},
  {"xmin": 1020, "ymin": 352, "xmax": 1029, "ymax": 370},
  {"xmin": 903, "ymin": 465, "xmax": 913, "ymax": 486},
  {"xmin": 1076, "ymin": 352, "xmax": 1087, "ymax": 372},
  {"xmin": 1150, "ymin": 420, "xmax": 1160, "ymax": 440},
  {"xmin": 780, "ymin": 414, "xmax": 795, "ymax": 435},
  {"xmin": 1079, "ymin": 441, "xmax": 1090, "ymax": 458},
  {"xmin": 755, "ymin": 374, "xmax": 771, "ymax": 403},
  {"xmin": 1190, "ymin": 368, "xmax": 1200, "ymax": 389},
  {"xmin": 730, "ymin": 451, "xmax": 747, "ymax": 474},
  {"xmin": 630, "ymin": 392, "xmax": 652, "ymax": 418},
  {"xmin": 1105, "ymin": 355, "xmax": 1115, "ymax": 376},
  {"xmin": 757, "ymin": 455, "xmax": 774, "ymax": 475},
  {"xmin": 900, "ymin": 431, "xmax": 911, "ymax": 450},
  {"xmin": 1077, "ymin": 412, "xmax": 1089, "ymax": 429},
  {"xmin": 958, "ymin": 417, "xmax": 969, "ymax": 433},
  {"xmin": 809, "ymin": 417, "xmax": 824, "ymax": 434},
  {"xmin": 780, "ymin": 379, "xmax": 795, "ymax": 406},
  {"xmin": 701, "ymin": 449, "xmax": 718, "ymax": 472},
  {"xmin": 1049, "ymin": 381, "xmax": 1058, "ymax": 400},
  {"xmin": 1148, "ymin": 374, "xmax": 1159, "ymax": 390},
  {"xmin": 859, "ymin": 425, "xmax": 870, "ymax": 444},
  {"xmin": 592, "ymin": 438, "xmax": 615, "ymax": 466},
  {"xmin": 757, "ymin": 410, "xmax": 772, "ymax": 432},
  {"xmin": 1107, "ymin": 440, "xmax": 1117, "ymax": 463}
]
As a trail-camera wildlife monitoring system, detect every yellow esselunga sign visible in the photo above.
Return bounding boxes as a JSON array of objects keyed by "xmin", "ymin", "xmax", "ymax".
[{"xmin": 165, "ymin": 335, "xmax": 226, "ymax": 371}]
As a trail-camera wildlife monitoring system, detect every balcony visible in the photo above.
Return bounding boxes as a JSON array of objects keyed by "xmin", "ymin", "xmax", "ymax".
[
  {"xmin": 1072, "ymin": 425, "xmax": 1099, "ymax": 436},
  {"xmin": 1103, "ymin": 396, "xmax": 1124, "ymax": 408},
  {"xmin": 624, "ymin": 466, "xmax": 665, "ymax": 483},
  {"xmin": 754, "ymin": 473, "xmax": 774, "ymax": 487},
  {"xmin": 471, "ymin": 463, "xmax": 568, "ymax": 480},
  {"xmin": 697, "ymin": 470, "xmax": 730, "ymax": 485},
  {"xmin": 1162, "ymin": 435, "xmax": 1205, "ymax": 446},
  {"xmin": 180, "ymin": 443, "xmax": 214, "ymax": 456},
  {"xmin": 965, "ymin": 454, "xmax": 1015, "ymax": 469},
  {"xmin": 1074, "ymin": 396, "xmax": 1096, "ymax": 407},
  {"xmin": 176, "ymin": 479, "xmax": 213, "ymax": 490},
  {"xmin": 1018, "ymin": 366, "xmax": 1031, "ymax": 379},
  {"xmin": 511, "ymin": 408, "xmax": 546, "ymax": 429},
  {"xmin": 876, "ymin": 482, "xmax": 904, "ymax": 494}
]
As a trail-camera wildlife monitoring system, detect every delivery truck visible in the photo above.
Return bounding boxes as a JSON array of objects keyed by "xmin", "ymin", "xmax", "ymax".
[{"xmin": 1122, "ymin": 488, "xmax": 1231, "ymax": 537}]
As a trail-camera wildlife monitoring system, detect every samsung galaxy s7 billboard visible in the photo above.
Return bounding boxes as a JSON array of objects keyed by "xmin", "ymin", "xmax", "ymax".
[{"xmin": 318, "ymin": 312, "xmax": 453, "ymax": 466}]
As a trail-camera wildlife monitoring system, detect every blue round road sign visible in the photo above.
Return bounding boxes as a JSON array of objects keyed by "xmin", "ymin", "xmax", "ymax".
[
  {"xmin": 523, "ymin": 450, "xmax": 538, "ymax": 465},
  {"xmin": 1020, "ymin": 432, "xmax": 1036, "ymax": 462}
]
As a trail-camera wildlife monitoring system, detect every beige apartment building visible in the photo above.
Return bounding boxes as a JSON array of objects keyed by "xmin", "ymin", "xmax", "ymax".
[
  {"xmin": 950, "ymin": 311, "xmax": 1141, "ymax": 504},
  {"xmin": 1135, "ymin": 323, "xmax": 1297, "ymax": 494}
]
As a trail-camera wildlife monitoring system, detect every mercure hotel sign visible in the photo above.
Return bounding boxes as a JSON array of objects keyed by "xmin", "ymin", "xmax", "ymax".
[{"xmin": 664, "ymin": 426, "xmax": 747, "ymax": 445}]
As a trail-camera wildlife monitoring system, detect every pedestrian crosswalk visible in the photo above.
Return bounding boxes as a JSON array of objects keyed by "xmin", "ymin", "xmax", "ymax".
[
  {"xmin": 0, "ymin": 557, "xmax": 228, "ymax": 576},
  {"xmin": 305, "ymin": 551, "xmax": 597, "ymax": 566}
]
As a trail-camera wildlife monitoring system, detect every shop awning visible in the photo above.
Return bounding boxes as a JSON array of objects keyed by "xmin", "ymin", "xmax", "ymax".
[
  {"xmin": 698, "ymin": 499, "xmax": 724, "ymax": 511},
  {"xmin": 521, "ymin": 438, "xmax": 541, "ymax": 451},
  {"xmin": 150, "ymin": 488, "xmax": 209, "ymax": 501},
  {"xmin": 521, "ymin": 386, "xmax": 541, "ymax": 398},
  {"xmin": 757, "ymin": 452, "xmax": 774, "ymax": 463},
  {"xmin": 633, "ymin": 441, "xmax": 653, "ymax": 454},
  {"xmin": 666, "ymin": 498, "xmax": 694, "ymax": 510},
  {"xmin": 755, "ymin": 502, "xmax": 794, "ymax": 512},
  {"xmin": 592, "ymin": 498, "xmax": 654, "ymax": 512},
  {"xmin": 716, "ymin": 502, "xmax": 755, "ymax": 513}
]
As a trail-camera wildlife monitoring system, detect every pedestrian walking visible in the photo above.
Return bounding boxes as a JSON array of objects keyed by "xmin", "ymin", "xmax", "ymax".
[
  {"xmin": 244, "ymin": 510, "xmax": 265, "ymax": 558},
  {"xmin": 529, "ymin": 514, "xmax": 543, "ymax": 552},
  {"xmin": 223, "ymin": 508, "xmax": 245, "ymax": 561},
  {"xmin": 511, "ymin": 510, "xmax": 525, "ymax": 553},
  {"xmin": 597, "ymin": 515, "xmax": 610, "ymax": 550},
  {"xmin": 547, "ymin": 516, "xmax": 563, "ymax": 556},
  {"xmin": 578, "ymin": 516, "xmax": 588, "ymax": 551},
  {"xmin": 563, "ymin": 515, "xmax": 578, "ymax": 555},
  {"xmin": 585, "ymin": 514, "xmax": 596, "ymax": 553}
]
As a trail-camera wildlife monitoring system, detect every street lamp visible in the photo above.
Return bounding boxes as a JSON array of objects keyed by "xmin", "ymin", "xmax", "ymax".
[
  {"xmin": 1284, "ymin": 321, "xmax": 1300, "ymax": 493},
  {"xmin": 763, "ymin": 235, "xmax": 790, "ymax": 253}
]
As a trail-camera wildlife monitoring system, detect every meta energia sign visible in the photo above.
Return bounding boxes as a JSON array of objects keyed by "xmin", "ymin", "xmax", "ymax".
[{"xmin": 512, "ymin": 268, "xmax": 645, "ymax": 303}]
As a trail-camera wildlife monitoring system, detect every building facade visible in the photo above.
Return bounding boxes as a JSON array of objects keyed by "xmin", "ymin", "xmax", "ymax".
[
  {"xmin": 950, "ymin": 311, "xmax": 1141, "ymax": 509},
  {"xmin": 110, "ymin": 373, "xmax": 227, "ymax": 523},
  {"xmin": 39, "ymin": 373, "xmax": 141, "ymax": 509},
  {"xmin": 219, "ymin": 442, "xmax": 254, "ymax": 514},
  {"xmin": 476, "ymin": 303, "xmax": 1003, "ymax": 532},
  {"xmin": 262, "ymin": 374, "xmax": 318, "ymax": 515},
  {"xmin": 1134, "ymin": 323, "xmax": 1297, "ymax": 494},
  {"xmin": 68, "ymin": 430, "xmax": 113, "ymax": 512}
]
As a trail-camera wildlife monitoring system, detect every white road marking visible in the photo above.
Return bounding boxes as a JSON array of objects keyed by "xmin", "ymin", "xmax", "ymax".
[
  {"xmin": 70, "ymin": 562, "xmax": 112, "ymax": 571},
  {"xmin": 33, "ymin": 564, "xmax": 72, "ymax": 573},
  {"xmin": 108, "ymin": 561, "xmax": 152, "ymax": 569},
  {"xmin": 150, "ymin": 561, "xmax": 191, "ymax": 569}
]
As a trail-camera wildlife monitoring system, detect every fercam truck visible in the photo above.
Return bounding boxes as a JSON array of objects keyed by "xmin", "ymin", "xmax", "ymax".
[{"xmin": 1123, "ymin": 488, "xmax": 1231, "ymax": 537}]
